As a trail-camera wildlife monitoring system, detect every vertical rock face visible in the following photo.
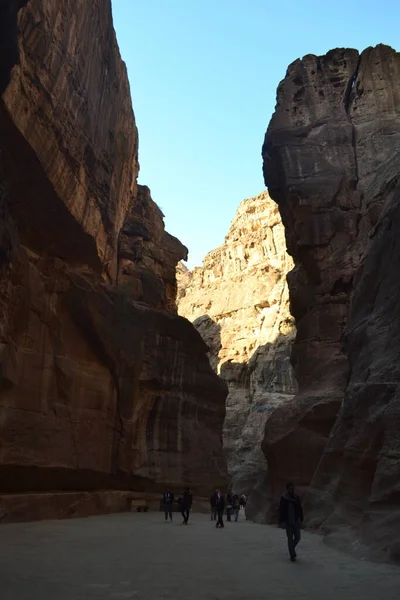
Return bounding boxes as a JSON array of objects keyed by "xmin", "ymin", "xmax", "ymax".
[
  {"xmin": 0, "ymin": 0, "xmax": 227, "ymax": 506},
  {"xmin": 118, "ymin": 184, "xmax": 188, "ymax": 313},
  {"xmin": 1, "ymin": 0, "xmax": 138, "ymax": 281},
  {"xmin": 177, "ymin": 191, "xmax": 297, "ymax": 500},
  {"xmin": 263, "ymin": 44, "xmax": 400, "ymax": 560}
]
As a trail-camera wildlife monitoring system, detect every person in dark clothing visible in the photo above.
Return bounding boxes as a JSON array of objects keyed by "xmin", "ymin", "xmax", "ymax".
[
  {"xmin": 215, "ymin": 490, "xmax": 225, "ymax": 528},
  {"xmin": 181, "ymin": 487, "xmax": 193, "ymax": 524},
  {"xmin": 210, "ymin": 490, "xmax": 218, "ymax": 521},
  {"xmin": 233, "ymin": 494, "xmax": 240, "ymax": 522},
  {"xmin": 239, "ymin": 494, "xmax": 247, "ymax": 510},
  {"xmin": 226, "ymin": 491, "xmax": 233, "ymax": 522},
  {"xmin": 279, "ymin": 482, "xmax": 304, "ymax": 562},
  {"xmin": 163, "ymin": 488, "xmax": 174, "ymax": 522}
]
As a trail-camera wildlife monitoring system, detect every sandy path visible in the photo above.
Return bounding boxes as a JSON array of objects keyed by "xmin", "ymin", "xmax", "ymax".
[{"xmin": 0, "ymin": 512, "xmax": 399, "ymax": 599}]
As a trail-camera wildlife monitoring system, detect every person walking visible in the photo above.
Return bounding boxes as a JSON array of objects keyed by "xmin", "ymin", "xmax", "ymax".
[
  {"xmin": 239, "ymin": 494, "xmax": 247, "ymax": 510},
  {"xmin": 233, "ymin": 494, "xmax": 240, "ymax": 522},
  {"xmin": 215, "ymin": 490, "xmax": 225, "ymax": 528},
  {"xmin": 181, "ymin": 487, "xmax": 193, "ymax": 524},
  {"xmin": 226, "ymin": 491, "xmax": 233, "ymax": 522},
  {"xmin": 279, "ymin": 482, "xmax": 304, "ymax": 562},
  {"xmin": 163, "ymin": 488, "xmax": 174, "ymax": 522},
  {"xmin": 210, "ymin": 490, "xmax": 217, "ymax": 521}
]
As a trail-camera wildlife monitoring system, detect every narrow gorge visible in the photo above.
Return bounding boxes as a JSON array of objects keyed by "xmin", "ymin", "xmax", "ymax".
[
  {"xmin": 178, "ymin": 44, "xmax": 400, "ymax": 562},
  {"xmin": 1, "ymin": 0, "xmax": 399, "ymax": 567},
  {"xmin": 0, "ymin": 0, "xmax": 227, "ymax": 521},
  {"xmin": 177, "ymin": 191, "xmax": 297, "ymax": 506}
]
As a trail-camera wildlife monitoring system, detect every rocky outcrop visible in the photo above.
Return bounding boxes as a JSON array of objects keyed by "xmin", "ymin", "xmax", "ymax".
[
  {"xmin": 119, "ymin": 184, "xmax": 188, "ymax": 313},
  {"xmin": 0, "ymin": 0, "xmax": 227, "ymax": 509},
  {"xmin": 263, "ymin": 44, "xmax": 400, "ymax": 560},
  {"xmin": 178, "ymin": 191, "xmax": 297, "ymax": 499}
]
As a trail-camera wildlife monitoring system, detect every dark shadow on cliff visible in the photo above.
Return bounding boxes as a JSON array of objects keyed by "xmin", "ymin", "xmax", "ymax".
[
  {"xmin": 192, "ymin": 314, "xmax": 222, "ymax": 373},
  {"xmin": 189, "ymin": 318, "xmax": 298, "ymax": 508},
  {"xmin": 220, "ymin": 332, "xmax": 297, "ymax": 513},
  {"xmin": 219, "ymin": 332, "xmax": 297, "ymax": 400}
]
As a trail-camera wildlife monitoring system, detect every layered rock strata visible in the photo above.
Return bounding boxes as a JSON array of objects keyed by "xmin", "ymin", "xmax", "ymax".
[
  {"xmin": 178, "ymin": 191, "xmax": 297, "ymax": 498},
  {"xmin": 0, "ymin": 0, "xmax": 227, "ymax": 509},
  {"xmin": 263, "ymin": 44, "xmax": 400, "ymax": 560}
]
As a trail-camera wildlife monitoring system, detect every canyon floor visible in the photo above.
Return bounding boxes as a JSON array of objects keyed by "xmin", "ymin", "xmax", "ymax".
[{"xmin": 1, "ymin": 513, "xmax": 399, "ymax": 599}]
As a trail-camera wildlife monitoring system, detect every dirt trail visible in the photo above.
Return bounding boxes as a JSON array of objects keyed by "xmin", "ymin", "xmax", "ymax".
[{"xmin": 1, "ymin": 513, "xmax": 399, "ymax": 599}]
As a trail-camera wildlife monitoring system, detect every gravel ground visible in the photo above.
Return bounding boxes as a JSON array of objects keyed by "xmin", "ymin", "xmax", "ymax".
[{"xmin": 1, "ymin": 512, "xmax": 399, "ymax": 599}]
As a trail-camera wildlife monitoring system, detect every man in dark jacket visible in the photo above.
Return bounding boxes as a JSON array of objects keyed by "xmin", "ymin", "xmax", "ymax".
[
  {"xmin": 181, "ymin": 487, "xmax": 193, "ymax": 524},
  {"xmin": 210, "ymin": 490, "xmax": 218, "ymax": 521},
  {"xmin": 279, "ymin": 482, "xmax": 304, "ymax": 561},
  {"xmin": 215, "ymin": 490, "xmax": 225, "ymax": 528},
  {"xmin": 163, "ymin": 488, "xmax": 174, "ymax": 522}
]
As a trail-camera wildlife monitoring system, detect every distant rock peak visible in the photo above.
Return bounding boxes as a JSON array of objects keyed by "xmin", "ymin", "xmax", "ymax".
[{"xmin": 178, "ymin": 190, "xmax": 297, "ymax": 500}]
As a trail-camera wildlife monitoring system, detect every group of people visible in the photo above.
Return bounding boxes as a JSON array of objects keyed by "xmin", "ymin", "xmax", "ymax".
[
  {"xmin": 209, "ymin": 484, "xmax": 303, "ymax": 561},
  {"xmin": 162, "ymin": 487, "xmax": 193, "ymax": 524},
  {"xmin": 209, "ymin": 490, "xmax": 246, "ymax": 527},
  {"xmin": 161, "ymin": 482, "xmax": 303, "ymax": 562}
]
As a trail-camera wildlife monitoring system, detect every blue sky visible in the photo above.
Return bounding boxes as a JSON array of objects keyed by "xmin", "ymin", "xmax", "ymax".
[{"xmin": 112, "ymin": 0, "xmax": 399, "ymax": 266}]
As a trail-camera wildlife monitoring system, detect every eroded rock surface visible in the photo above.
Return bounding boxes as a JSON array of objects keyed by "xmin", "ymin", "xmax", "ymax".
[
  {"xmin": 118, "ymin": 184, "xmax": 188, "ymax": 313},
  {"xmin": 0, "ymin": 0, "xmax": 227, "ymax": 506},
  {"xmin": 178, "ymin": 192, "xmax": 297, "ymax": 499},
  {"xmin": 263, "ymin": 44, "xmax": 400, "ymax": 560}
]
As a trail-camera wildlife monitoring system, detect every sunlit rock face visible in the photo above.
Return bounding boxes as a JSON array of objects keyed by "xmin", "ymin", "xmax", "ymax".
[
  {"xmin": 178, "ymin": 191, "xmax": 297, "ymax": 504},
  {"xmin": 0, "ymin": 0, "xmax": 228, "ymax": 512},
  {"xmin": 263, "ymin": 44, "xmax": 400, "ymax": 561}
]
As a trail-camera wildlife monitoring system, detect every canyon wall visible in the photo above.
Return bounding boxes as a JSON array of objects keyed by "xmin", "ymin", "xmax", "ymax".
[
  {"xmin": 0, "ymin": 0, "xmax": 227, "ymax": 514},
  {"xmin": 263, "ymin": 44, "xmax": 400, "ymax": 560},
  {"xmin": 178, "ymin": 191, "xmax": 297, "ymax": 500}
]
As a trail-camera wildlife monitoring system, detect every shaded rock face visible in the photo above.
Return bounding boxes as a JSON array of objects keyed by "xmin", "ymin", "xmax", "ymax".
[
  {"xmin": 1, "ymin": 0, "xmax": 138, "ymax": 281},
  {"xmin": 0, "ymin": 0, "xmax": 227, "ymax": 503},
  {"xmin": 118, "ymin": 184, "xmax": 188, "ymax": 313},
  {"xmin": 178, "ymin": 192, "xmax": 297, "ymax": 499},
  {"xmin": 263, "ymin": 44, "xmax": 400, "ymax": 560}
]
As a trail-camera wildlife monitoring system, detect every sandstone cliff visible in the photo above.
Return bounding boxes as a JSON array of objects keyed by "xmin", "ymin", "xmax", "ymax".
[
  {"xmin": 178, "ymin": 191, "xmax": 297, "ymax": 499},
  {"xmin": 0, "ymin": 0, "xmax": 227, "ymax": 512},
  {"xmin": 263, "ymin": 44, "xmax": 400, "ymax": 561},
  {"xmin": 119, "ymin": 184, "xmax": 187, "ymax": 313}
]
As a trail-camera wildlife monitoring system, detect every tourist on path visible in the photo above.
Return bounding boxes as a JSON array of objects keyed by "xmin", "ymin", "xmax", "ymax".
[
  {"xmin": 163, "ymin": 488, "xmax": 174, "ymax": 522},
  {"xmin": 226, "ymin": 491, "xmax": 233, "ymax": 522},
  {"xmin": 210, "ymin": 490, "xmax": 218, "ymax": 521},
  {"xmin": 279, "ymin": 482, "xmax": 304, "ymax": 562},
  {"xmin": 239, "ymin": 494, "xmax": 247, "ymax": 510},
  {"xmin": 181, "ymin": 487, "xmax": 193, "ymax": 524},
  {"xmin": 233, "ymin": 494, "xmax": 240, "ymax": 522},
  {"xmin": 215, "ymin": 490, "xmax": 226, "ymax": 528}
]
